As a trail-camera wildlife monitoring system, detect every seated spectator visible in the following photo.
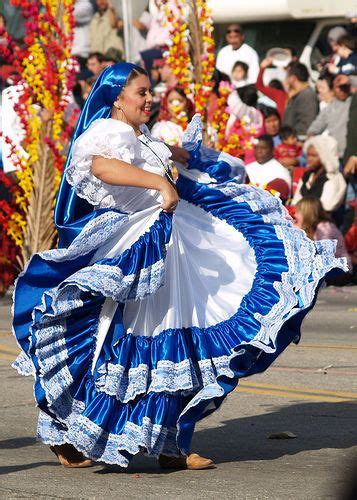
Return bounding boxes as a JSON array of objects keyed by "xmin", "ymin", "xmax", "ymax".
[
  {"xmin": 307, "ymin": 74, "xmax": 352, "ymax": 159},
  {"xmin": 245, "ymin": 134, "xmax": 292, "ymax": 199},
  {"xmin": 216, "ymin": 23, "xmax": 259, "ymax": 84},
  {"xmin": 261, "ymin": 107, "xmax": 281, "ymax": 146},
  {"xmin": 231, "ymin": 61, "xmax": 249, "ymax": 88},
  {"xmin": 315, "ymin": 75, "xmax": 334, "ymax": 110},
  {"xmin": 294, "ymin": 198, "xmax": 352, "ymax": 275},
  {"xmin": 256, "ymin": 57, "xmax": 288, "ymax": 118},
  {"xmin": 89, "ymin": 0, "xmax": 123, "ymax": 56},
  {"xmin": 328, "ymin": 35, "xmax": 357, "ymax": 77},
  {"xmin": 292, "ymin": 135, "xmax": 346, "ymax": 213},
  {"xmin": 87, "ymin": 52, "xmax": 105, "ymax": 76},
  {"xmin": 283, "ymin": 62, "xmax": 319, "ymax": 138},
  {"xmin": 151, "ymin": 86, "xmax": 194, "ymax": 146},
  {"xmin": 274, "ymin": 125, "xmax": 301, "ymax": 171}
]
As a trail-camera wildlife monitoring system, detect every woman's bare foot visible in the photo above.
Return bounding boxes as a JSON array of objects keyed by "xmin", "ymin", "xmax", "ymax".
[
  {"xmin": 50, "ymin": 444, "xmax": 93, "ymax": 468},
  {"xmin": 159, "ymin": 452, "xmax": 215, "ymax": 470}
]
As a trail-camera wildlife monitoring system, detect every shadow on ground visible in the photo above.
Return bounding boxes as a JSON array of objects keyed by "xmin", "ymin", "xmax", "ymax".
[
  {"xmin": 193, "ymin": 400, "xmax": 357, "ymax": 464},
  {"xmin": 1, "ymin": 401, "xmax": 356, "ymax": 476}
]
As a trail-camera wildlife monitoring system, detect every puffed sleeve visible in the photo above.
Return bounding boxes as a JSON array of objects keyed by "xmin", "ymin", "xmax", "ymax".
[{"xmin": 65, "ymin": 119, "xmax": 137, "ymax": 207}]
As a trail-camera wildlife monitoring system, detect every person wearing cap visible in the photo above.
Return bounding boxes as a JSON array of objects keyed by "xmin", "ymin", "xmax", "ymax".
[{"xmin": 216, "ymin": 24, "xmax": 259, "ymax": 85}]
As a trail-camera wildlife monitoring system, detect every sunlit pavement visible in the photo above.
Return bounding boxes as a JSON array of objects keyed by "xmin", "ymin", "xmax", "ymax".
[{"xmin": 1, "ymin": 286, "xmax": 356, "ymax": 499}]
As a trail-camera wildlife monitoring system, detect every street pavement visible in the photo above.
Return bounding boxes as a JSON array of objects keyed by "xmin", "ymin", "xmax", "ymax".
[{"xmin": 0, "ymin": 286, "xmax": 356, "ymax": 499}]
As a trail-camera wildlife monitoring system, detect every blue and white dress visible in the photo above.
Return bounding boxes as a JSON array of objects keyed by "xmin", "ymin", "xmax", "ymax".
[{"xmin": 12, "ymin": 115, "xmax": 346, "ymax": 466}]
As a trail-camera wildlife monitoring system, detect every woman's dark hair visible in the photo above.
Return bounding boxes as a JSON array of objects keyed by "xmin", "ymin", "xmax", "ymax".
[
  {"xmin": 211, "ymin": 68, "xmax": 230, "ymax": 95},
  {"xmin": 126, "ymin": 65, "xmax": 148, "ymax": 85},
  {"xmin": 260, "ymin": 106, "xmax": 281, "ymax": 121},
  {"xmin": 237, "ymin": 84, "xmax": 258, "ymax": 107},
  {"xmin": 268, "ymin": 79, "xmax": 285, "ymax": 91}
]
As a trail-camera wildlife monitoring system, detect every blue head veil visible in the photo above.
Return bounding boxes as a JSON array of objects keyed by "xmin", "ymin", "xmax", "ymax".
[{"xmin": 54, "ymin": 62, "xmax": 139, "ymax": 248}]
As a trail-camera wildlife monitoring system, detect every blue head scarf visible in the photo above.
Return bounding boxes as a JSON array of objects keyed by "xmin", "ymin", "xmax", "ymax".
[{"xmin": 54, "ymin": 62, "xmax": 140, "ymax": 248}]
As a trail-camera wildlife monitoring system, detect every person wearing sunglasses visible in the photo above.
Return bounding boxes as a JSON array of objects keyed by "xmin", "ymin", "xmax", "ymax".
[{"xmin": 216, "ymin": 23, "xmax": 259, "ymax": 85}]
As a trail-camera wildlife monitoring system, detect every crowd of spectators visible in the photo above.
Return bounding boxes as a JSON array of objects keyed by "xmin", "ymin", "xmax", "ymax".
[{"xmin": 0, "ymin": 0, "xmax": 356, "ymax": 286}]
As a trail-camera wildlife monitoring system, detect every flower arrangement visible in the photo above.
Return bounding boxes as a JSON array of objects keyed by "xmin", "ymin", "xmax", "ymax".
[
  {"xmin": 164, "ymin": 0, "xmax": 215, "ymax": 133},
  {"xmin": 2, "ymin": 0, "xmax": 77, "ymax": 267}
]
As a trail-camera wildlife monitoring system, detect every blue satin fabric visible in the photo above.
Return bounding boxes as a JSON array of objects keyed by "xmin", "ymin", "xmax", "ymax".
[
  {"xmin": 54, "ymin": 62, "xmax": 138, "ymax": 248},
  {"xmin": 187, "ymin": 141, "xmax": 233, "ymax": 183},
  {"xmin": 14, "ymin": 154, "xmax": 337, "ymax": 459}
]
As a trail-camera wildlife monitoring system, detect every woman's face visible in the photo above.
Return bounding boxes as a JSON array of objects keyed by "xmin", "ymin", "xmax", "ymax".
[
  {"xmin": 264, "ymin": 115, "xmax": 280, "ymax": 136},
  {"xmin": 115, "ymin": 74, "xmax": 153, "ymax": 128},
  {"xmin": 167, "ymin": 90, "xmax": 188, "ymax": 117},
  {"xmin": 306, "ymin": 145, "xmax": 322, "ymax": 170}
]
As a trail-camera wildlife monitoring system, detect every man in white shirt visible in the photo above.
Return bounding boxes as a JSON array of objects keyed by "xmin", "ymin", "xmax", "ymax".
[
  {"xmin": 216, "ymin": 24, "xmax": 259, "ymax": 84},
  {"xmin": 246, "ymin": 135, "xmax": 292, "ymax": 199}
]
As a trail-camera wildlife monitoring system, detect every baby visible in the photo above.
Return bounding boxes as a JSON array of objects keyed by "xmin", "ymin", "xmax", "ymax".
[{"xmin": 274, "ymin": 125, "xmax": 302, "ymax": 171}]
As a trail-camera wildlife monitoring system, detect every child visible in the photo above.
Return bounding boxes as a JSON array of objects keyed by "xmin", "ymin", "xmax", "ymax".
[
  {"xmin": 328, "ymin": 35, "xmax": 357, "ymax": 76},
  {"xmin": 294, "ymin": 198, "xmax": 352, "ymax": 280},
  {"xmin": 151, "ymin": 86, "xmax": 194, "ymax": 146},
  {"xmin": 274, "ymin": 125, "xmax": 302, "ymax": 170},
  {"xmin": 231, "ymin": 60, "xmax": 249, "ymax": 88}
]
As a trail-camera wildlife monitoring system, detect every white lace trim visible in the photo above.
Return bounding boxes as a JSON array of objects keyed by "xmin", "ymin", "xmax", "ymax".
[
  {"xmin": 37, "ymin": 411, "xmax": 180, "ymax": 466},
  {"xmin": 182, "ymin": 114, "xmax": 245, "ymax": 183},
  {"xmin": 95, "ymin": 358, "xmax": 203, "ymax": 402},
  {"xmin": 40, "ymin": 212, "xmax": 128, "ymax": 262},
  {"xmin": 66, "ymin": 121, "xmax": 137, "ymax": 207},
  {"xmin": 63, "ymin": 258, "xmax": 166, "ymax": 302}
]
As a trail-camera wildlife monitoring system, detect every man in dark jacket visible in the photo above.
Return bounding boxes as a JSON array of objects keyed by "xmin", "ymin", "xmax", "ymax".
[{"xmin": 283, "ymin": 62, "xmax": 319, "ymax": 138}]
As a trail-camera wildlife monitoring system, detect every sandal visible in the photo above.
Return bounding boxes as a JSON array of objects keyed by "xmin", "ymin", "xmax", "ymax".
[
  {"xmin": 159, "ymin": 452, "xmax": 215, "ymax": 470},
  {"xmin": 50, "ymin": 444, "xmax": 93, "ymax": 468}
]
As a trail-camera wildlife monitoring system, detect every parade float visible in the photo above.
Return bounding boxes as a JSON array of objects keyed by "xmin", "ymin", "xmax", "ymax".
[{"xmin": 0, "ymin": 0, "xmax": 77, "ymax": 293}]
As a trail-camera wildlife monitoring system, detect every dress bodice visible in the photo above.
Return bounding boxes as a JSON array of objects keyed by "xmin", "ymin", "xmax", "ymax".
[{"xmin": 66, "ymin": 118, "xmax": 172, "ymax": 213}]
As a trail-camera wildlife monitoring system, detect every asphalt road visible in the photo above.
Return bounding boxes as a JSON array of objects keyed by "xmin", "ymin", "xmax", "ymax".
[{"xmin": 0, "ymin": 286, "xmax": 356, "ymax": 499}]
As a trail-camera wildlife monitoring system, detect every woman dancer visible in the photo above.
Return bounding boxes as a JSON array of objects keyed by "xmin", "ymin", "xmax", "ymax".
[{"xmin": 13, "ymin": 63, "xmax": 347, "ymax": 469}]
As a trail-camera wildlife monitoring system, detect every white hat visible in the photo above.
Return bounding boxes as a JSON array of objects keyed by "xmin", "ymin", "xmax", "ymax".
[{"xmin": 327, "ymin": 26, "xmax": 347, "ymax": 42}]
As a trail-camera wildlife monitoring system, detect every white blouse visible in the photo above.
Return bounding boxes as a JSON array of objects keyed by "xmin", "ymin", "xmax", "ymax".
[{"xmin": 66, "ymin": 118, "xmax": 172, "ymax": 214}]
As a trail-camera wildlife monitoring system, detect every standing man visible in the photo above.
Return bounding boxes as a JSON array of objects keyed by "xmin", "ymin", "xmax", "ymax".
[
  {"xmin": 283, "ymin": 62, "xmax": 319, "ymax": 138},
  {"xmin": 216, "ymin": 23, "xmax": 259, "ymax": 84},
  {"xmin": 89, "ymin": 0, "xmax": 124, "ymax": 56}
]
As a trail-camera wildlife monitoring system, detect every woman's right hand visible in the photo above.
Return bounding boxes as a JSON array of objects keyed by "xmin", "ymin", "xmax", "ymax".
[{"xmin": 158, "ymin": 179, "xmax": 180, "ymax": 213}]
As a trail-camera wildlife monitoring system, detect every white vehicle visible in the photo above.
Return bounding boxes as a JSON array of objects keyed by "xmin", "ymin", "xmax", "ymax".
[{"xmin": 209, "ymin": 0, "xmax": 356, "ymax": 79}]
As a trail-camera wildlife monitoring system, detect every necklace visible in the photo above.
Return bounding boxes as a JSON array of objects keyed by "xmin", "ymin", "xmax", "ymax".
[{"xmin": 138, "ymin": 135, "xmax": 176, "ymax": 187}]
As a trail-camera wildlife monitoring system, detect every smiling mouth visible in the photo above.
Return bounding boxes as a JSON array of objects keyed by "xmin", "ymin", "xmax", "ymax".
[{"xmin": 142, "ymin": 107, "xmax": 152, "ymax": 115}]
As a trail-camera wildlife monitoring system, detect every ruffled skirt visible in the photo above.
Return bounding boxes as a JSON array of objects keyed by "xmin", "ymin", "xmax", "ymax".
[{"xmin": 12, "ymin": 169, "xmax": 346, "ymax": 466}]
